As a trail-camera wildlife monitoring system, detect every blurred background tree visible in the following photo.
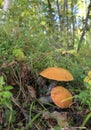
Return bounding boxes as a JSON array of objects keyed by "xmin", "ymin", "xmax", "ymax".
[{"xmin": 0, "ymin": 0, "xmax": 91, "ymax": 69}]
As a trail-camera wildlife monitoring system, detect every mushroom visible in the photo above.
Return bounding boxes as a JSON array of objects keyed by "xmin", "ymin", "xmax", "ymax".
[
  {"xmin": 40, "ymin": 67, "xmax": 73, "ymax": 81},
  {"xmin": 51, "ymin": 86, "xmax": 73, "ymax": 108},
  {"xmin": 39, "ymin": 67, "xmax": 74, "ymax": 91}
]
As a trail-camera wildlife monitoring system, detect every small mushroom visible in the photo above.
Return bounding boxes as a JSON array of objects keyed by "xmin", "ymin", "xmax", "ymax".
[
  {"xmin": 51, "ymin": 86, "xmax": 73, "ymax": 108},
  {"xmin": 39, "ymin": 67, "xmax": 74, "ymax": 91}
]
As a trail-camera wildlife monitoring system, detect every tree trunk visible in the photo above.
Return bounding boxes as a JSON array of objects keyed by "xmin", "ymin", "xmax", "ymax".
[
  {"xmin": 47, "ymin": 0, "xmax": 54, "ymax": 30},
  {"xmin": 56, "ymin": 0, "xmax": 61, "ymax": 31},
  {"xmin": 65, "ymin": 0, "xmax": 69, "ymax": 49},
  {"xmin": 77, "ymin": 1, "xmax": 91, "ymax": 52},
  {"xmin": 71, "ymin": 0, "xmax": 75, "ymax": 49},
  {"xmin": 3, "ymin": 0, "xmax": 12, "ymax": 11}
]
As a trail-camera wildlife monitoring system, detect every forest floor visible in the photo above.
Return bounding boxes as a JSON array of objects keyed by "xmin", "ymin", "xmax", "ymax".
[{"xmin": 0, "ymin": 61, "xmax": 91, "ymax": 130}]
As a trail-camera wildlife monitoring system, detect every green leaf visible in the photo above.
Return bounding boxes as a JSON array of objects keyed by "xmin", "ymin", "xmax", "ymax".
[
  {"xmin": 4, "ymin": 85, "xmax": 13, "ymax": 91},
  {"xmin": 0, "ymin": 86, "xmax": 3, "ymax": 91},
  {"xmin": 2, "ymin": 91, "xmax": 12, "ymax": 98},
  {"xmin": 12, "ymin": 48, "xmax": 26, "ymax": 61},
  {"xmin": 0, "ymin": 76, "xmax": 5, "ymax": 86},
  {"xmin": 54, "ymin": 126, "xmax": 61, "ymax": 130}
]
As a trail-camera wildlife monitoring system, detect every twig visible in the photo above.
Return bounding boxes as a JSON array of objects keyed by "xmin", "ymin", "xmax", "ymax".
[{"xmin": 11, "ymin": 96, "xmax": 29, "ymax": 122}]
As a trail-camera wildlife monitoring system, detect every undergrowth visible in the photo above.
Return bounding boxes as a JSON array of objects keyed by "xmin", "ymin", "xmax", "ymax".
[{"xmin": 0, "ymin": 23, "xmax": 91, "ymax": 129}]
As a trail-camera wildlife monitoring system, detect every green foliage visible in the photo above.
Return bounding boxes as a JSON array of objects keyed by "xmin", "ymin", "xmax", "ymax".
[
  {"xmin": 80, "ymin": 112, "xmax": 91, "ymax": 130},
  {"xmin": 0, "ymin": 76, "xmax": 13, "ymax": 107},
  {"xmin": 12, "ymin": 48, "xmax": 26, "ymax": 61},
  {"xmin": 76, "ymin": 70, "xmax": 91, "ymax": 110},
  {"xmin": 77, "ymin": 46, "xmax": 91, "ymax": 68},
  {"xmin": 77, "ymin": 89, "xmax": 91, "ymax": 110},
  {"xmin": 54, "ymin": 126, "xmax": 61, "ymax": 130},
  {"xmin": 24, "ymin": 111, "xmax": 43, "ymax": 130},
  {"xmin": 0, "ymin": 76, "xmax": 14, "ymax": 125}
]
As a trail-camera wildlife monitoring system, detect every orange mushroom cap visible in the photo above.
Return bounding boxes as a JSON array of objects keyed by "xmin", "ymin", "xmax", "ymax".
[
  {"xmin": 39, "ymin": 67, "xmax": 73, "ymax": 81},
  {"xmin": 51, "ymin": 86, "xmax": 73, "ymax": 108}
]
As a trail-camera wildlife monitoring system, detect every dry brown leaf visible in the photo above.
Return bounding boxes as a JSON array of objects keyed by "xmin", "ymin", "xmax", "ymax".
[
  {"xmin": 42, "ymin": 111, "xmax": 57, "ymax": 128},
  {"xmin": 1, "ymin": 62, "xmax": 8, "ymax": 68},
  {"xmin": 42, "ymin": 111, "xmax": 51, "ymax": 119},
  {"xmin": 42, "ymin": 111, "xmax": 69, "ymax": 128},
  {"xmin": 1, "ymin": 61, "xmax": 17, "ymax": 68},
  {"xmin": 27, "ymin": 85, "xmax": 36, "ymax": 98},
  {"xmin": 52, "ymin": 111, "xmax": 69, "ymax": 128},
  {"xmin": 8, "ymin": 60, "xmax": 17, "ymax": 66},
  {"xmin": 0, "ymin": 108, "xmax": 5, "ymax": 125},
  {"xmin": 48, "ymin": 128, "xmax": 54, "ymax": 130}
]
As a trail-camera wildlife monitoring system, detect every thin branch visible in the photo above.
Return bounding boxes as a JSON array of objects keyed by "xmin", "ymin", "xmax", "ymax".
[
  {"xmin": 56, "ymin": 0, "xmax": 61, "ymax": 30},
  {"xmin": 11, "ymin": 97, "xmax": 29, "ymax": 122},
  {"xmin": 47, "ymin": 0, "xmax": 54, "ymax": 29},
  {"xmin": 71, "ymin": 0, "xmax": 75, "ymax": 49}
]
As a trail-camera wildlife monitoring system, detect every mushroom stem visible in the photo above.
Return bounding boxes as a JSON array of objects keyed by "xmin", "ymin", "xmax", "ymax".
[
  {"xmin": 39, "ymin": 96, "xmax": 52, "ymax": 104},
  {"xmin": 47, "ymin": 81, "xmax": 57, "ymax": 95}
]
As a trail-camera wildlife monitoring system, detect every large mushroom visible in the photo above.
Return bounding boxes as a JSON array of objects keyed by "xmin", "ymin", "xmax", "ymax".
[{"xmin": 39, "ymin": 67, "xmax": 74, "ymax": 90}]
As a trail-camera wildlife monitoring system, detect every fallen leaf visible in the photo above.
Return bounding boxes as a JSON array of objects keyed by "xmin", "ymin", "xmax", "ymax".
[
  {"xmin": 42, "ymin": 111, "xmax": 57, "ymax": 128},
  {"xmin": 52, "ymin": 111, "xmax": 69, "ymax": 128},
  {"xmin": 42, "ymin": 111, "xmax": 69, "ymax": 129},
  {"xmin": 42, "ymin": 111, "xmax": 51, "ymax": 119},
  {"xmin": 27, "ymin": 85, "xmax": 36, "ymax": 98},
  {"xmin": 0, "ymin": 108, "xmax": 5, "ymax": 125},
  {"xmin": 1, "ymin": 62, "xmax": 8, "ymax": 68}
]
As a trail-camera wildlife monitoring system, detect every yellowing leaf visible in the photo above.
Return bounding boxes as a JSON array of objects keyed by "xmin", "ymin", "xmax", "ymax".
[
  {"xmin": 84, "ymin": 76, "xmax": 89, "ymax": 83},
  {"xmin": 88, "ymin": 71, "xmax": 91, "ymax": 79},
  {"xmin": 40, "ymin": 21, "xmax": 46, "ymax": 26},
  {"xmin": 25, "ymin": 11, "xmax": 30, "ymax": 16},
  {"xmin": 21, "ymin": 12, "xmax": 25, "ymax": 17},
  {"xmin": 1, "ymin": 1, "xmax": 4, "ymax": 6},
  {"xmin": 84, "ymin": 75, "xmax": 91, "ymax": 89},
  {"xmin": 9, "ymin": 18, "xmax": 13, "ymax": 23},
  {"xmin": 45, "ymin": 27, "xmax": 49, "ymax": 31},
  {"xmin": 88, "ymin": 80, "xmax": 91, "ymax": 85}
]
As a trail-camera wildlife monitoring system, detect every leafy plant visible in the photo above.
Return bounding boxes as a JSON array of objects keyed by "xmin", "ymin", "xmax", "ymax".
[
  {"xmin": 77, "ymin": 89, "xmax": 91, "ymax": 110},
  {"xmin": 76, "ymin": 70, "xmax": 91, "ymax": 110},
  {"xmin": 0, "ymin": 76, "xmax": 13, "ymax": 106},
  {"xmin": 0, "ymin": 76, "xmax": 13, "ymax": 124}
]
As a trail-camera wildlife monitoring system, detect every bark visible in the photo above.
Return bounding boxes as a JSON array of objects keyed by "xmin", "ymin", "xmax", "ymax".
[
  {"xmin": 65, "ymin": 0, "xmax": 69, "ymax": 49},
  {"xmin": 56, "ymin": 0, "xmax": 61, "ymax": 30},
  {"xmin": 47, "ymin": 0, "xmax": 54, "ymax": 29},
  {"xmin": 3, "ymin": 0, "xmax": 12, "ymax": 11},
  {"xmin": 71, "ymin": 0, "xmax": 75, "ymax": 49}
]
